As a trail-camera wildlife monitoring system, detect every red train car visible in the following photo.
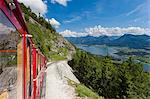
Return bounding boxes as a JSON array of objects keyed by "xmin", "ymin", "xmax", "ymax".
[{"xmin": 0, "ymin": 0, "xmax": 47, "ymax": 99}]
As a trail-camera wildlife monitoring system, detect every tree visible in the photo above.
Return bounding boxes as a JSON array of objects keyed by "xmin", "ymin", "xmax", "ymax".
[
  {"xmin": 68, "ymin": 49, "xmax": 150, "ymax": 99},
  {"xmin": 24, "ymin": 13, "xmax": 29, "ymax": 22}
]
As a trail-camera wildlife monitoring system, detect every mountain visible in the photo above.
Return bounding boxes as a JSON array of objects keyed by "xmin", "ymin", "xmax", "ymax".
[
  {"xmin": 66, "ymin": 34, "xmax": 150, "ymax": 49},
  {"xmin": 109, "ymin": 34, "xmax": 150, "ymax": 49},
  {"xmin": 66, "ymin": 35, "xmax": 119, "ymax": 45}
]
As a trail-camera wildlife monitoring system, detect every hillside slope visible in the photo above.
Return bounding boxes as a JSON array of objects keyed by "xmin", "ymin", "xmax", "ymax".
[
  {"xmin": 20, "ymin": 3, "xmax": 75, "ymax": 61},
  {"xmin": 27, "ymin": 21, "xmax": 75, "ymax": 61}
]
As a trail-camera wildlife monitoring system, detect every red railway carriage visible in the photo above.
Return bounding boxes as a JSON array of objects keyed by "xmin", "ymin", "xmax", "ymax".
[{"xmin": 0, "ymin": 0, "xmax": 47, "ymax": 99}]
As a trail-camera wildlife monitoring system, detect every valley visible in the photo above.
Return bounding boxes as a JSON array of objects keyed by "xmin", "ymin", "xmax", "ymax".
[
  {"xmin": 75, "ymin": 44, "xmax": 150, "ymax": 71},
  {"xmin": 66, "ymin": 34, "xmax": 150, "ymax": 49}
]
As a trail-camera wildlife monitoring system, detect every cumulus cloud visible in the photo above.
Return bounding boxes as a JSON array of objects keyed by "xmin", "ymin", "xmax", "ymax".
[
  {"xmin": 51, "ymin": 0, "xmax": 71, "ymax": 6},
  {"xmin": 85, "ymin": 25, "xmax": 150, "ymax": 36},
  {"xmin": 18, "ymin": 0, "xmax": 47, "ymax": 15},
  {"xmin": 49, "ymin": 18, "xmax": 61, "ymax": 28},
  {"xmin": 60, "ymin": 30, "xmax": 87, "ymax": 37},
  {"xmin": 60, "ymin": 25, "xmax": 150, "ymax": 37}
]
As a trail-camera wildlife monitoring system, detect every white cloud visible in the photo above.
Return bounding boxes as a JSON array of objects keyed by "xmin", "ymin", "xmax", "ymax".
[
  {"xmin": 60, "ymin": 25, "xmax": 150, "ymax": 37},
  {"xmin": 18, "ymin": 0, "xmax": 47, "ymax": 15},
  {"xmin": 51, "ymin": 0, "xmax": 71, "ymax": 6},
  {"xmin": 60, "ymin": 30, "xmax": 87, "ymax": 37},
  {"xmin": 45, "ymin": 18, "xmax": 49, "ymax": 22},
  {"xmin": 85, "ymin": 25, "xmax": 150, "ymax": 36},
  {"xmin": 49, "ymin": 18, "xmax": 61, "ymax": 28}
]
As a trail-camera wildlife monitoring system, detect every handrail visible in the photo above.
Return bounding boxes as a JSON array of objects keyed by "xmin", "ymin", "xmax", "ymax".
[{"xmin": 0, "ymin": 50, "xmax": 17, "ymax": 52}]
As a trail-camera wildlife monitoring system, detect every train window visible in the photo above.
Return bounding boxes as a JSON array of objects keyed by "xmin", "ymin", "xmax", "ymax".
[{"xmin": 0, "ymin": 9, "xmax": 21, "ymax": 99}]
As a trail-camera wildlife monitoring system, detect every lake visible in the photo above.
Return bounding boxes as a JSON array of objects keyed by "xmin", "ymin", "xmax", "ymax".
[
  {"xmin": 75, "ymin": 44, "xmax": 150, "ymax": 71},
  {"xmin": 75, "ymin": 44, "xmax": 118, "ymax": 56},
  {"xmin": 144, "ymin": 63, "xmax": 150, "ymax": 72}
]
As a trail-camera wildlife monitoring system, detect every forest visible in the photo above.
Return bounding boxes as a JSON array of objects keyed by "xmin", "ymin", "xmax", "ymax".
[{"xmin": 68, "ymin": 49, "xmax": 150, "ymax": 99}]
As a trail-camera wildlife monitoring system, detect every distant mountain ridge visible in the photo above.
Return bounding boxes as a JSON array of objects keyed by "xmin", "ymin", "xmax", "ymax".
[
  {"xmin": 66, "ymin": 35, "xmax": 119, "ymax": 45},
  {"xmin": 65, "ymin": 34, "xmax": 150, "ymax": 49}
]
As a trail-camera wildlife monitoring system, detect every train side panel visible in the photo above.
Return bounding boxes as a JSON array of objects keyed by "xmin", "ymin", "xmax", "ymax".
[{"xmin": 0, "ymin": 0, "xmax": 47, "ymax": 99}]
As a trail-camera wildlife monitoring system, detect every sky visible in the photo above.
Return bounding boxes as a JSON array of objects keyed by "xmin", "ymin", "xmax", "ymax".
[{"xmin": 18, "ymin": 0, "xmax": 150, "ymax": 37}]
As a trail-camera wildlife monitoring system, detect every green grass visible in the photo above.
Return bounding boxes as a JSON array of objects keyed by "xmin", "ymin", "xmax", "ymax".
[
  {"xmin": 50, "ymin": 53, "xmax": 66, "ymax": 61},
  {"xmin": 27, "ymin": 22, "xmax": 74, "ymax": 61},
  {"xmin": 48, "ymin": 47, "xmax": 68, "ymax": 61},
  {"xmin": 76, "ymin": 84, "xmax": 103, "ymax": 99},
  {"xmin": 67, "ymin": 79, "xmax": 103, "ymax": 99}
]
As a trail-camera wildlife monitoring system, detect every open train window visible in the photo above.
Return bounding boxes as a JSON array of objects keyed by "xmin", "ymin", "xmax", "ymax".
[{"xmin": 0, "ymin": 9, "xmax": 21, "ymax": 99}]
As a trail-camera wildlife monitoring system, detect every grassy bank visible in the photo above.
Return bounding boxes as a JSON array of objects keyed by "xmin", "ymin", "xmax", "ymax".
[{"xmin": 68, "ymin": 79, "xmax": 103, "ymax": 99}]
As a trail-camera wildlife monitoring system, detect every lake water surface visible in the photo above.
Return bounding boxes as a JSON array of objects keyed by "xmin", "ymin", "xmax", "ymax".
[
  {"xmin": 76, "ymin": 44, "xmax": 118, "ymax": 56},
  {"xmin": 144, "ymin": 63, "xmax": 150, "ymax": 72},
  {"xmin": 75, "ymin": 44, "xmax": 150, "ymax": 71}
]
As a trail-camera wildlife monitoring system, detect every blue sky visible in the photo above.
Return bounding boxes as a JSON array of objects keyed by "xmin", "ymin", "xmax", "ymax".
[
  {"xmin": 45, "ymin": 0, "xmax": 149, "ymax": 32},
  {"xmin": 19, "ymin": 0, "xmax": 150, "ymax": 37}
]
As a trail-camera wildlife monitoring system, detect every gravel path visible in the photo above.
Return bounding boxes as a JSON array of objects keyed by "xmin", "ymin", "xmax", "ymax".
[{"xmin": 45, "ymin": 61, "xmax": 79, "ymax": 99}]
